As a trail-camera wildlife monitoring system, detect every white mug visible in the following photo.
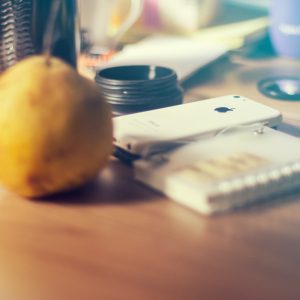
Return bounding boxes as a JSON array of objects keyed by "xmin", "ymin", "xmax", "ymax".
[{"xmin": 78, "ymin": 0, "xmax": 143, "ymax": 53}]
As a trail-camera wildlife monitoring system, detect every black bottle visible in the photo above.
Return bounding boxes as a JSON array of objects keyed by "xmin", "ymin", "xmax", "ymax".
[{"xmin": 31, "ymin": 0, "xmax": 77, "ymax": 67}]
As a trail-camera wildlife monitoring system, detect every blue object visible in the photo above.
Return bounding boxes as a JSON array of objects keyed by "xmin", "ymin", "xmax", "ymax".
[{"xmin": 270, "ymin": 0, "xmax": 300, "ymax": 58}]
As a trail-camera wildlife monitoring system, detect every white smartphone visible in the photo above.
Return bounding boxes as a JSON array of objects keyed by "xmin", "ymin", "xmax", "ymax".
[{"xmin": 113, "ymin": 95, "xmax": 282, "ymax": 161}]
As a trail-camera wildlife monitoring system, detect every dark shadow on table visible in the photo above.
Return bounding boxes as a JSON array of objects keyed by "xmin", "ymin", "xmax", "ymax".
[
  {"xmin": 40, "ymin": 159, "xmax": 162, "ymax": 206},
  {"xmin": 181, "ymin": 56, "xmax": 234, "ymax": 92},
  {"xmin": 232, "ymin": 188, "xmax": 300, "ymax": 215}
]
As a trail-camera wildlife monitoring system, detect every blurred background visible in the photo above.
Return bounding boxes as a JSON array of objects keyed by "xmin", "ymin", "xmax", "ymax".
[
  {"xmin": 79, "ymin": 0, "xmax": 272, "ymax": 72},
  {"xmin": 107, "ymin": 0, "xmax": 270, "ymax": 40}
]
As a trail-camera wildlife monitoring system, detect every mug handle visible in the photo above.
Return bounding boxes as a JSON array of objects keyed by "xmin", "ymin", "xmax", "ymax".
[{"xmin": 110, "ymin": 0, "xmax": 143, "ymax": 47}]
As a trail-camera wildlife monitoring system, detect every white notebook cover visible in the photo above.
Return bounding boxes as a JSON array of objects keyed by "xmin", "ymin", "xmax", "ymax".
[{"xmin": 134, "ymin": 127, "xmax": 300, "ymax": 215}]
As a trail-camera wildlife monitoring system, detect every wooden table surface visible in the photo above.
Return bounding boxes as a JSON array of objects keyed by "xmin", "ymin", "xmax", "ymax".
[{"xmin": 1, "ymin": 54, "xmax": 300, "ymax": 300}]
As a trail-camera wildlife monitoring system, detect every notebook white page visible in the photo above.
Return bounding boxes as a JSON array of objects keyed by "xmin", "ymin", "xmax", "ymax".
[{"xmin": 107, "ymin": 35, "xmax": 228, "ymax": 81}]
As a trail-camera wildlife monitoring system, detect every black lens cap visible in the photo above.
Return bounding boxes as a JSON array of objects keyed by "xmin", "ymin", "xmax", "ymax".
[{"xmin": 258, "ymin": 77, "xmax": 300, "ymax": 101}]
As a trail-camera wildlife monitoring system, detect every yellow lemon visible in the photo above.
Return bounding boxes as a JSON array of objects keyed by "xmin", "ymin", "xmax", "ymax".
[{"xmin": 0, "ymin": 55, "xmax": 113, "ymax": 197}]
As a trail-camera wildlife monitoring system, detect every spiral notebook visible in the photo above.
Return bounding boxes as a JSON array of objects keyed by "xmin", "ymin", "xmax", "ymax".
[{"xmin": 134, "ymin": 126, "xmax": 300, "ymax": 215}]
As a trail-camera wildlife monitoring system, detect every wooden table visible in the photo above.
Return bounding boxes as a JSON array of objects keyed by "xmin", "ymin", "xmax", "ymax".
[{"xmin": 1, "ymin": 54, "xmax": 300, "ymax": 300}]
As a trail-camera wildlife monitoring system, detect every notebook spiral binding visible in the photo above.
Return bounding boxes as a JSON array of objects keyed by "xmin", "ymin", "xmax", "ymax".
[{"xmin": 209, "ymin": 159, "xmax": 300, "ymax": 212}]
